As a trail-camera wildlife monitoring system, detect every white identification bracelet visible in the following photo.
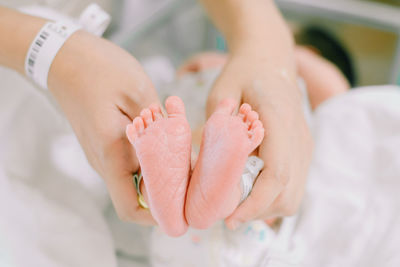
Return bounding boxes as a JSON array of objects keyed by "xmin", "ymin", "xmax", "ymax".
[
  {"xmin": 240, "ymin": 156, "xmax": 264, "ymax": 203},
  {"xmin": 25, "ymin": 21, "xmax": 81, "ymax": 90}
]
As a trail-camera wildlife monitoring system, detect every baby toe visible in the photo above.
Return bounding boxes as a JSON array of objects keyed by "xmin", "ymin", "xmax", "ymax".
[
  {"xmin": 214, "ymin": 98, "xmax": 238, "ymax": 115},
  {"xmin": 165, "ymin": 96, "xmax": 186, "ymax": 118},
  {"xmin": 249, "ymin": 120, "xmax": 265, "ymax": 147},
  {"xmin": 133, "ymin": 117, "xmax": 145, "ymax": 134},
  {"xmin": 238, "ymin": 103, "xmax": 251, "ymax": 119},
  {"xmin": 250, "ymin": 120, "xmax": 263, "ymax": 131},
  {"xmin": 127, "ymin": 117, "xmax": 144, "ymax": 144},
  {"xmin": 126, "ymin": 124, "xmax": 136, "ymax": 145},
  {"xmin": 140, "ymin": 108, "xmax": 153, "ymax": 127},
  {"xmin": 245, "ymin": 111, "xmax": 259, "ymax": 128},
  {"xmin": 149, "ymin": 104, "xmax": 163, "ymax": 121}
]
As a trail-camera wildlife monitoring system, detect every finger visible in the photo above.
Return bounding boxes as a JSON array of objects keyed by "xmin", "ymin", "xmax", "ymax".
[
  {"xmin": 106, "ymin": 172, "xmax": 157, "ymax": 225},
  {"xmin": 112, "ymin": 116, "xmax": 156, "ymax": 224},
  {"xmin": 258, "ymin": 166, "xmax": 308, "ymax": 220},
  {"xmin": 224, "ymin": 168, "xmax": 286, "ymax": 230},
  {"xmin": 206, "ymin": 76, "xmax": 242, "ymax": 118},
  {"xmin": 119, "ymin": 72, "xmax": 160, "ymax": 121},
  {"xmin": 258, "ymin": 189, "xmax": 301, "ymax": 220}
]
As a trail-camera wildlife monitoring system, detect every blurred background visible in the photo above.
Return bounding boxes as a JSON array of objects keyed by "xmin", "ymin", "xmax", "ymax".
[
  {"xmin": 0, "ymin": 2, "xmax": 399, "ymax": 266},
  {"xmin": 101, "ymin": 0, "xmax": 400, "ymax": 87}
]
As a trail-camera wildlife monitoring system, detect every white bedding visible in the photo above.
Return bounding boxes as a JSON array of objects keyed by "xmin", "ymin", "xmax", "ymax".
[{"xmin": 0, "ymin": 65, "xmax": 399, "ymax": 266}]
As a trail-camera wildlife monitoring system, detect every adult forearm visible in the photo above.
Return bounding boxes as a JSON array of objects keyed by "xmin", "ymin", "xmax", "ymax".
[
  {"xmin": 200, "ymin": 0, "xmax": 295, "ymax": 72},
  {"xmin": 0, "ymin": 6, "xmax": 107, "ymax": 98},
  {"xmin": 0, "ymin": 6, "xmax": 46, "ymax": 73}
]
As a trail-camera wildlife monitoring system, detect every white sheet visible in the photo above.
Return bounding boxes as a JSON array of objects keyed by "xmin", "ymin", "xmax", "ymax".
[{"xmin": 0, "ymin": 67, "xmax": 117, "ymax": 267}]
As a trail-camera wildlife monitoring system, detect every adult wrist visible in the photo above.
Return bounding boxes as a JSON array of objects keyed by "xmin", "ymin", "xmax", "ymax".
[
  {"xmin": 25, "ymin": 21, "xmax": 82, "ymax": 89},
  {"xmin": 214, "ymin": 1, "xmax": 293, "ymax": 57},
  {"xmin": 47, "ymin": 30, "xmax": 98, "ymax": 95},
  {"xmin": 0, "ymin": 6, "xmax": 47, "ymax": 73},
  {"xmin": 47, "ymin": 30, "xmax": 156, "ymax": 114}
]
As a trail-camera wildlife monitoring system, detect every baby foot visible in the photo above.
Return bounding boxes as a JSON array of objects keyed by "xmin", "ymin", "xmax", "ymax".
[
  {"xmin": 185, "ymin": 99, "xmax": 264, "ymax": 229},
  {"xmin": 126, "ymin": 96, "xmax": 191, "ymax": 237}
]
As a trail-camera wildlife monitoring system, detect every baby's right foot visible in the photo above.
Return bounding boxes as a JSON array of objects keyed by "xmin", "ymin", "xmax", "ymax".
[
  {"xmin": 126, "ymin": 96, "xmax": 191, "ymax": 237},
  {"xmin": 186, "ymin": 99, "xmax": 264, "ymax": 229}
]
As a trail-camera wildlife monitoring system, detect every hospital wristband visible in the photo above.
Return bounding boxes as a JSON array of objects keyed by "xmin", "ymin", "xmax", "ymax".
[
  {"xmin": 240, "ymin": 156, "xmax": 264, "ymax": 203},
  {"xmin": 25, "ymin": 21, "xmax": 81, "ymax": 90}
]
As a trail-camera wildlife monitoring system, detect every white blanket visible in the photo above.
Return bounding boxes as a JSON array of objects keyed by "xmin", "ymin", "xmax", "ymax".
[
  {"xmin": 0, "ymin": 65, "xmax": 399, "ymax": 266},
  {"xmin": 298, "ymin": 87, "xmax": 400, "ymax": 267}
]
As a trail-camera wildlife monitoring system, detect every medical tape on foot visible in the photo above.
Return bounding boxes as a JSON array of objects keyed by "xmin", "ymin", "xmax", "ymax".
[
  {"xmin": 25, "ymin": 21, "xmax": 81, "ymax": 90},
  {"xmin": 240, "ymin": 156, "xmax": 264, "ymax": 203}
]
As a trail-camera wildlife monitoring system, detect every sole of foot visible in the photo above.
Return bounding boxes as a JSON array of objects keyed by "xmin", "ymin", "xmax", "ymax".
[
  {"xmin": 126, "ymin": 96, "xmax": 191, "ymax": 237},
  {"xmin": 185, "ymin": 98, "xmax": 264, "ymax": 229}
]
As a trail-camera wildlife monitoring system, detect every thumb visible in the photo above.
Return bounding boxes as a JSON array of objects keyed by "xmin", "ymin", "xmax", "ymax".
[{"xmin": 206, "ymin": 73, "xmax": 242, "ymax": 118}]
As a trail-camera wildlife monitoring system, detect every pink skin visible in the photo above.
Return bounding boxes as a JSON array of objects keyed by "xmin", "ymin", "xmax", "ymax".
[
  {"xmin": 295, "ymin": 46, "xmax": 349, "ymax": 110},
  {"xmin": 185, "ymin": 98, "xmax": 265, "ymax": 229},
  {"xmin": 177, "ymin": 49, "xmax": 348, "ymax": 228},
  {"xmin": 126, "ymin": 96, "xmax": 191, "ymax": 237}
]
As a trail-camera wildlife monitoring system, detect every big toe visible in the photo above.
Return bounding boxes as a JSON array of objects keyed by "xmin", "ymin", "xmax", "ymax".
[
  {"xmin": 214, "ymin": 98, "xmax": 238, "ymax": 115},
  {"xmin": 165, "ymin": 96, "xmax": 186, "ymax": 117}
]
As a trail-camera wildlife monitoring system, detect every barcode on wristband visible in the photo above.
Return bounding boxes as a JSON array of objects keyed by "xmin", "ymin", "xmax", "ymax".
[
  {"xmin": 25, "ymin": 21, "xmax": 81, "ymax": 90},
  {"xmin": 26, "ymin": 30, "xmax": 50, "ymax": 76}
]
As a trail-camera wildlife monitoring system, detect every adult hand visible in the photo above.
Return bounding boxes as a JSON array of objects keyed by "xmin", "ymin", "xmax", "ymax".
[
  {"xmin": 205, "ymin": 47, "xmax": 313, "ymax": 229},
  {"xmin": 48, "ymin": 30, "xmax": 159, "ymax": 224},
  {"xmin": 198, "ymin": 0, "xmax": 313, "ymax": 230}
]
